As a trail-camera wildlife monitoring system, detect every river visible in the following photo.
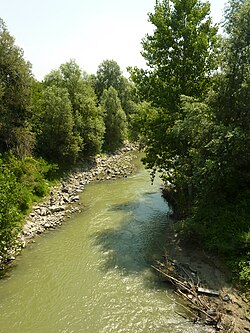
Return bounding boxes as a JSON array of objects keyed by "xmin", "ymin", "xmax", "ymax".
[{"xmin": 0, "ymin": 155, "xmax": 210, "ymax": 333}]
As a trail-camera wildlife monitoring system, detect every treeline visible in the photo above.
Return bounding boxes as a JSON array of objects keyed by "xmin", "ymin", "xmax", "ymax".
[
  {"xmin": 0, "ymin": 18, "xmax": 138, "ymax": 260},
  {"xmin": 129, "ymin": 0, "xmax": 250, "ymax": 290}
]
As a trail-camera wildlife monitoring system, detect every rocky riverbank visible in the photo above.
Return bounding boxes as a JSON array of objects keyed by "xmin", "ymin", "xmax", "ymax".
[{"xmin": 1, "ymin": 143, "xmax": 138, "ymax": 267}]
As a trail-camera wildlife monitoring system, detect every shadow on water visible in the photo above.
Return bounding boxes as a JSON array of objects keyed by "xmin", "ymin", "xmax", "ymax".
[{"xmin": 91, "ymin": 189, "xmax": 170, "ymax": 282}]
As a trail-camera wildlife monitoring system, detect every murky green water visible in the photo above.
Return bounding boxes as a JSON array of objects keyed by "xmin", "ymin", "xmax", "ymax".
[{"xmin": 0, "ymin": 155, "xmax": 210, "ymax": 333}]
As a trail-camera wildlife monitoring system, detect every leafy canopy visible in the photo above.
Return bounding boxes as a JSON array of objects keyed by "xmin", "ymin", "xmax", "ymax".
[
  {"xmin": 0, "ymin": 19, "xmax": 33, "ymax": 153},
  {"xmin": 130, "ymin": 0, "xmax": 219, "ymax": 110},
  {"xmin": 44, "ymin": 60, "xmax": 105, "ymax": 157},
  {"xmin": 101, "ymin": 87, "xmax": 127, "ymax": 151},
  {"xmin": 35, "ymin": 85, "xmax": 82, "ymax": 164}
]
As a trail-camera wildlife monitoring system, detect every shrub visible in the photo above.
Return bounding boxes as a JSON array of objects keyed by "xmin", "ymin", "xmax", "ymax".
[{"xmin": 0, "ymin": 157, "xmax": 23, "ymax": 258}]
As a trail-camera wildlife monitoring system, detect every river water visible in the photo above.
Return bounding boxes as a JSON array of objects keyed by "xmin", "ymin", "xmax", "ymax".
[{"xmin": 0, "ymin": 155, "xmax": 209, "ymax": 333}]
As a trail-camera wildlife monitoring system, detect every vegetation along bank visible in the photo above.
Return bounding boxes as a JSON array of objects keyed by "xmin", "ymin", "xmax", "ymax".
[{"xmin": 0, "ymin": 0, "xmax": 249, "ymax": 331}]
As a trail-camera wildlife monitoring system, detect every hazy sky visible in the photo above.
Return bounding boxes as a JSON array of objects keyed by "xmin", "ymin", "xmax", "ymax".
[{"xmin": 1, "ymin": 0, "xmax": 226, "ymax": 81}]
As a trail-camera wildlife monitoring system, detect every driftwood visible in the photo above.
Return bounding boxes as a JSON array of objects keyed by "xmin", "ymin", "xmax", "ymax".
[
  {"xmin": 152, "ymin": 257, "xmax": 235, "ymax": 331},
  {"xmin": 197, "ymin": 287, "xmax": 220, "ymax": 297}
]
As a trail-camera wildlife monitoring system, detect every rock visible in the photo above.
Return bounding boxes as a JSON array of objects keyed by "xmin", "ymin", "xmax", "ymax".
[
  {"xmin": 50, "ymin": 205, "xmax": 65, "ymax": 213},
  {"xmin": 7, "ymin": 256, "xmax": 15, "ymax": 261},
  {"xmin": 40, "ymin": 207, "xmax": 50, "ymax": 216},
  {"xmin": 70, "ymin": 195, "xmax": 80, "ymax": 202},
  {"xmin": 223, "ymin": 294, "xmax": 231, "ymax": 302}
]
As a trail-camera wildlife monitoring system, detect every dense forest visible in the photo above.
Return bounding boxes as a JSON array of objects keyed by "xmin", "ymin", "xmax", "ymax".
[{"xmin": 0, "ymin": 0, "xmax": 249, "ymax": 292}]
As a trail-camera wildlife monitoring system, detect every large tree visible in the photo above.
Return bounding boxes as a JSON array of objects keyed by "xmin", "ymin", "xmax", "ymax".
[
  {"xmin": 95, "ymin": 60, "xmax": 124, "ymax": 101},
  {"xmin": 0, "ymin": 19, "xmax": 33, "ymax": 154},
  {"xmin": 44, "ymin": 60, "xmax": 105, "ymax": 156},
  {"xmin": 214, "ymin": 0, "xmax": 250, "ymax": 129},
  {"xmin": 175, "ymin": 1, "xmax": 250, "ymax": 285},
  {"xmin": 35, "ymin": 86, "xmax": 82, "ymax": 164},
  {"xmin": 204, "ymin": 0, "xmax": 250, "ymax": 199},
  {"xmin": 101, "ymin": 87, "xmax": 127, "ymax": 151},
  {"xmin": 95, "ymin": 59, "xmax": 138, "ymax": 117},
  {"xmin": 129, "ymin": 0, "xmax": 219, "ymax": 179},
  {"xmin": 128, "ymin": 0, "xmax": 220, "ymax": 219},
  {"xmin": 130, "ymin": 0, "xmax": 219, "ymax": 111}
]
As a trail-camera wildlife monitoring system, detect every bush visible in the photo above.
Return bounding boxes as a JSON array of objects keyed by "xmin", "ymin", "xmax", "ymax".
[
  {"xmin": 0, "ymin": 157, "xmax": 23, "ymax": 258},
  {"xmin": 4, "ymin": 153, "xmax": 59, "ymax": 206},
  {"xmin": 182, "ymin": 192, "xmax": 250, "ymax": 291},
  {"xmin": 0, "ymin": 153, "xmax": 60, "ymax": 260},
  {"xmin": 237, "ymin": 255, "xmax": 250, "ymax": 291}
]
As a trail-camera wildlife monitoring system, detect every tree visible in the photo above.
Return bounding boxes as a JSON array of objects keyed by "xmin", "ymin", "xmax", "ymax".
[
  {"xmin": 35, "ymin": 86, "xmax": 82, "ymax": 164},
  {"xmin": 201, "ymin": 0, "xmax": 250, "ymax": 200},
  {"xmin": 0, "ymin": 19, "xmax": 33, "ymax": 153},
  {"xmin": 130, "ymin": 0, "xmax": 219, "ymax": 111},
  {"xmin": 213, "ymin": 0, "xmax": 250, "ymax": 129},
  {"xmin": 118, "ymin": 77, "xmax": 139, "ymax": 118},
  {"xmin": 44, "ymin": 60, "xmax": 105, "ymax": 156},
  {"xmin": 101, "ymin": 87, "xmax": 127, "ymax": 151},
  {"xmin": 162, "ymin": 0, "xmax": 250, "ymax": 288},
  {"xmin": 95, "ymin": 60, "xmax": 124, "ymax": 101},
  {"xmin": 128, "ymin": 0, "xmax": 219, "ymax": 196},
  {"xmin": 95, "ymin": 59, "xmax": 139, "ymax": 136}
]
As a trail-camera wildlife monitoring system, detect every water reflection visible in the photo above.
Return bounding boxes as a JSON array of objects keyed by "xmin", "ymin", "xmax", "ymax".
[{"xmin": 92, "ymin": 189, "xmax": 169, "ymax": 276}]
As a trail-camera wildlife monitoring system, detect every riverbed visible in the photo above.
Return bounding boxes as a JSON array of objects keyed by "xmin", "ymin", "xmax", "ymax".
[{"xmin": 0, "ymin": 155, "xmax": 210, "ymax": 333}]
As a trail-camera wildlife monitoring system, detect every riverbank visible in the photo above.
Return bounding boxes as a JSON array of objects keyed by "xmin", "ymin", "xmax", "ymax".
[
  {"xmin": 1, "ymin": 142, "xmax": 138, "ymax": 268},
  {"xmin": 159, "ymin": 219, "xmax": 250, "ymax": 333}
]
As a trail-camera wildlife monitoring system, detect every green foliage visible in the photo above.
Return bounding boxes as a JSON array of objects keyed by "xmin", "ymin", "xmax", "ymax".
[
  {"xmin": 182, "ymin": 192, "xmax": 250, "ymax": 291},
  {"xmin": 44, "ymin": 60, "xmax": 105, "ymax": 157},
  {"xmin": 184, "ymin": 193, "xmax": 250, "ymax": 253},
  {"xmin": 95, "ymin": 59, "xmax": 124, "ymax": 102},
  {"xmin": 129, "ymin": 0, "xmax": 220, "ymax": 191},
  {"xmin": 95, "ymin": 59, "xmax": 139, "ymax": 120},
  {"xmin": 128, "ymin": 101, "xmax": 153, "ymax": 142},
  {"xmin": 73, "ymin": 93, "xmax": 105, "ymax": 156},
  {"xmin": 0, "ymin": 157, "xmax": 23, "ymax": 258},
  {"xmin": 129, "ymin": 0, "xmax": 219, "ymax": 110},
  {"xmin": 5, "ymin": 153, "xmax": 58, "ymax": 201},
  {"xmin": 0, "ymin": 19, "xmax": 33, "ymax": 153},
  {"xmin": 34, "ymin": 85, "xmax": 82, "ymax": 165},
  {"xmin": 10, "ymin": 126, "xmax": 36, "ymax": 159},
  {"xmin": 237, "ymin": 254, "xmax": 250, "ymax": 291},
  {"xmin": 212, "ymin": 0, "xmax": 250, "ymax": 132},
  {"xmin": 0, "ymin": 152, "xmax": 60, "ymax": 258},
  {"xmin": 101, "ymin": 87, "xmax": 127, "ymax": 151}
]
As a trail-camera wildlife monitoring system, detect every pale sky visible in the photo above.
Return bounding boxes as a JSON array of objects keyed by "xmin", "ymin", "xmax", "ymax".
[{"xmin": 1, "ymin": 0, "xmax": 226, "ymax": 81}]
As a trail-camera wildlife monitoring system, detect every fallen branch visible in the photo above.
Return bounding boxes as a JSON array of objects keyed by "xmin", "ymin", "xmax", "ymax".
[
  {"xmin": 151, "ymin": 265, "xmax": 196, "ymax": 296},
  {"xmin": 197, "ymin": 287, "xmax": 220, "ymax": 297},
  {"xmin": 152, "ymin": 258, "xmax": 224, "ymax": 330}
]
